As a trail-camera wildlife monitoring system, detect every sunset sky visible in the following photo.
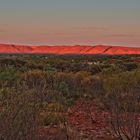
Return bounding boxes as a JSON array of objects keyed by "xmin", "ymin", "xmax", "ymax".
[{"xmin": 0, "ymin": 0, "xmax": 140, "ymax": 47}]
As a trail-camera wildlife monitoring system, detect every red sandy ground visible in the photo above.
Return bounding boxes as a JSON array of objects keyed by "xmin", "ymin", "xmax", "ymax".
[
  {"xmin": 0, "ymin": 44, "xmax": 140, "ymax": 55},
  {"xmin": 39, "ymin": 100, "xmax": 112, "ymax": 140},
  {"xmin": 67, "ymin": 100, "xmax": 109, "ymax": 139}
]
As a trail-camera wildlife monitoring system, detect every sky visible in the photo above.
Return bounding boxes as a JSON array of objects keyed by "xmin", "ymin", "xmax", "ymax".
[{"xmin": 0, "ymin": 0, "xmax": 140, "ymax": 47}]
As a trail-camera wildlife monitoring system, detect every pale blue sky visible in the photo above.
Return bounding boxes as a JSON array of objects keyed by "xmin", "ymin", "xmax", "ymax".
[{"xmin": 0, "ymin": 0, "xmax": 140, "ymax": 46}]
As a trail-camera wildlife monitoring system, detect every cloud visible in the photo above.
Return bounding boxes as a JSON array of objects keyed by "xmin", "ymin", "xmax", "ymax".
[
  {"xmin": 0, "ymin": 29, "xmax": 7, "ymax": 33},
  {"xmin": 109, "ymin": 34, "xmax": 134, "ymax": 38},
  {"xmin": 40, "ymin": 31, "xmax": 80, "ymax": 37},
  {"xmin": 77, "ymin": 26, "xmax": 108, "ymax": 31}
]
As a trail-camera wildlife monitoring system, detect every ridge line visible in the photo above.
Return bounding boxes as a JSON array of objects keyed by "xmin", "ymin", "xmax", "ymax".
[{"xmin": 103, "ymin": 46, "xmax": 112, "ymax": 53}]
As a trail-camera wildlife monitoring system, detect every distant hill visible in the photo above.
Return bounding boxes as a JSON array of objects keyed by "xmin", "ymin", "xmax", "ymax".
[{"xmin": 0, "ymin": 44, "xmax": 140, "ymax": 55}]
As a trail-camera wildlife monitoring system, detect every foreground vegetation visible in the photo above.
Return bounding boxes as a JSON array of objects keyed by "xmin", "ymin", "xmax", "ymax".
[{"xmin": 0, "ymin": 54, "xmax": 140, "ymax": 140}]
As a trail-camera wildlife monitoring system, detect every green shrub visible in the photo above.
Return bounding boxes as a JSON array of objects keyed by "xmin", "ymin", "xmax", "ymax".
[{"xmin": 40, "ymin": 103, "xmax": 66, "ymax": 126}]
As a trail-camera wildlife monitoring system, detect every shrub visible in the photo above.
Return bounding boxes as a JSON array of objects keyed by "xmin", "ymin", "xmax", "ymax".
[
  {"xmin": 0, "ymin": 85, "xmax": 41, "ymax": 140},
  {"xmin": 40, "ymin": 103, "xmax": 66, "ymax": 126}
]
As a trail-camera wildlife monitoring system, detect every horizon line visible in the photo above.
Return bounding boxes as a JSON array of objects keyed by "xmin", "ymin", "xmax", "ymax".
[{"xmin": 0, "ymin": 43, "xmax": 140, "ymax": 48}]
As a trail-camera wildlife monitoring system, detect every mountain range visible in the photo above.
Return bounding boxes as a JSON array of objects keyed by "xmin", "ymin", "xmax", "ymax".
[{"xmin": 0, "ymin": 44, "xmax": 140, "ymax": 55}]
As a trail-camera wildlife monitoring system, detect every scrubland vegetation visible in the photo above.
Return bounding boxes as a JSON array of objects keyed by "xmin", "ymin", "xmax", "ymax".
[{"xmin": 0, "ymin": 54, "xmax": 140, "ymax": 140}]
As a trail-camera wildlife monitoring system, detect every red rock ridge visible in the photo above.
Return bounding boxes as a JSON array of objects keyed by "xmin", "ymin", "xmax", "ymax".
[{"xmin": 0, "ymin": 44, "xmax": 140, "ymax": 55}]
